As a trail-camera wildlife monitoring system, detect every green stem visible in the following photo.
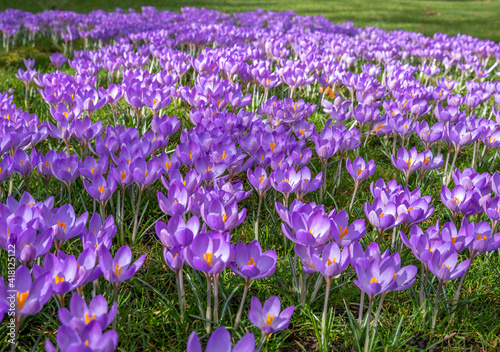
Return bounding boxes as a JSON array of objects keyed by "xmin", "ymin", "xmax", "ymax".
[
  {"xmin": 233, "ymin": 280, "xmax": 250, "ymax": 330},
  {"xmin": 131, "ymin": 188, "xmax": 143, "ymax": 243},
  {"xmin": 364, "ymin": 297, "xmax": 373, "ymax": 352},
  {"xmin": 321, "ymin": 278, "xmax": 332, "ymax": 347},
  {"xmin": 205, "ymin": 274, "xmax": 212, "ymax": 333},
  {"xmin": 431, "ymin": 282, "xmax": 443, "ymax": 330}
]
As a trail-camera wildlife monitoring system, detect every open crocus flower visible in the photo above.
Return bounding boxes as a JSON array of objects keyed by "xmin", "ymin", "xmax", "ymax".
[
  {"xmin": 200, "ymin": 198, "xmax": 246, "ymax": 232},
  {"xmin": 310, "ymin": 241, "xmax": 350, "ymax": 280},
  {"xmin": 468, "ymin": 221, "xmax": 500, "ymax": 259},
  {"xmin": 440, "ymin": 218, "xmax": 474, "ymax": 252},
  {"xmin": 346, "ymin": 156, "xmax": 376, "ymax": 184},
  {"xmin": 33, "ymin": 251, "xmax": 87, "ymax": 305},
  {"xmin": 83, "ymin": 173, "xmax": 117, "ymax": 209},
  {"xmin": 14, "ymin": 227, "xmax": 53, "ymax": 266},
  {"xmin": 187, "ymin": 326, "xmax": 255, "ymax": 352},
  {"xmin": 230, "ymin": 241, "xmax": 277, "ymax": 283},
  {"xmin": 427, "ymin": 245, "xmax": 470, "ymax": 284},
  {"xmin": 391, "ymin": 147, "xmax": 423, "ymax": 186},
  {"xmin": 58, "ymin": 294, "xmax": 117, "ymax": 334},
  {"xmin": 293, "ymin": 166, "xmax": 323, "ymax": 201},
  {"xmin": 99, "ymin": 245, "xmax": 146, "ymax": 288},
  {"xmin": 157, "ymin": 180, "xmax": 193, "ymax": 217},
  {"xmin": 184, "ymin": 232, "xmax": 232, "ymax": 275},
  {"xmin": 248, "ymin": 296, "xmax": 295, "ymax": 335},
  {"xmin": 440, "ymin": 184, "xmax": 473, "ymax": 220},
  {"xmin": 352, "ymin": 258, "xmax": 398, "ymax": 300},
  {"xmin": 330, "ymin": 210, "xmax": 366, "ymax": 246},
  {"xmin": 45, "ymin": 320, "xmax": 118, "ymax": 352},
  {"xmin": 41, "ymin": 204, "xmax": 88, "ymax": 251},
  {"xmin": 364, "ymin": 197, "xmax": 403, "ymax": 238},
  {"xmin": 281, "ymin": 210, "xmax": 332, "ymax": 246},
  {"xmin": 155, "ymin": 214, "xmax": 200, "ymax": 248},
  {"xmin": 1, "ymin": 266, "xmax": 52, "ymax": 328}
]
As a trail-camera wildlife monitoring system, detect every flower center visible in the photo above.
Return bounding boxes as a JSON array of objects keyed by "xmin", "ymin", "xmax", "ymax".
[
  {"xmin": 85, "ymin": 312, "xmax": 96, "ymax": 324},
  {"xmin": 98, "ymin": 186, "xmax": 104, "ymax": 194},
  {"xmin": 247, "ymin": 257, "xmax": 256, "ymax": 266},
  {"xmin": 55, "ymin": 274, "xmax": 65, "ymax": 284},
  {"xmin": 327, "ymin": 257, "xmax": 336, "ymax": 266},
  {"xmin": 204, "ymin": 251, "xmax": 213, "ymax": 266},
  {"xmin": 266, "ymin": 313, "xmax": 275, "ymax": 326},
  {"xmin": 17, "ymin": 290, "xmax": 29, "ymax": 312},
  {"xmin": 370, "ymin": 276, "xmax": 378, "ymax": 284},
  {"xmin": 114, "ymin": 263, "xmax": 123, "ymax": 277},
  {"xmin": 222, "ymin": 213, "xmax": 227, "ymax": 223},
  {"xmin": 57, "ymin": 220, "xmax": 67, "ymax": 231}
]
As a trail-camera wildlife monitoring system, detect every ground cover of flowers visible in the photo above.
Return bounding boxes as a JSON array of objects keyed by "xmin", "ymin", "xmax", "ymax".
[{"xmin": 0, "ymin": 6, "xmax": 500, "ymax": 352}]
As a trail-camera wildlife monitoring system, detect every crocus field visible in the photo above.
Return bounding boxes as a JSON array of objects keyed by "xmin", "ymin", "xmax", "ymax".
[{"xmin": 1, "ymin": 6, "xmax": 500, "ymax": 352}]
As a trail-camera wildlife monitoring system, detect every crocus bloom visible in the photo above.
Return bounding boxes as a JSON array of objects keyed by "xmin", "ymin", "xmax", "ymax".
[
  {"xmin": 184, "ymin": 232, "xmax": 232, "ymax": 275},
  {"xmin": 58, "ymin": 294, "xmax": 117, "ymax": 334},
  {"xmin": 230, "ymin": 241, "xmax": 277, "ymax": 283},
  {"xmin": 187, "ymin": 326, "xmax": 255, "ymax": 352},
  {"xmin": 2, "ymin": 266, "xmax": 52, "ymax": 324},
  {"xmin": 33, "ymin": 252, "xmax": 87, "ymax": 302},
  {"xmin": 330, "ymin": 210, "xmax": 366, "ymax": 246},
  {"xmin": 310, "ymin": 241, "xmax": 350, "ymax": 279},
  {"xmin": 200, "ymin": 198, "xmax": 246, "ymax": 232},
  {"xmin": 99, "ymin": 246, "xmax": 145, "ymax": 287},
  {"xmin": 248, "ymin": 296, "xmax": 294, "ymax": 334},
  {"xmin": 426, "ymin": 246, "xmax": 470, "ymax": 283},
  {"xmin": 14, "ymin": 228, "xmax": 53, "ymax": 266},
  {"xmin": 346, "ymin": 157, "xmax": 376, "ymax": 184},
  {"xmin": 41, "ymin": 204, "xmax": 88, "ymax": 251},
  {"xmin": 45, "ymin": 320, "xmax": 118, "ymax": 352},
  {"xmin": 83, "ymin": 174, "xmax": 117, "ymax": 207},
  {"xmin": 155, "ymin": 214, "xmax": 200, "ymax": 248}
]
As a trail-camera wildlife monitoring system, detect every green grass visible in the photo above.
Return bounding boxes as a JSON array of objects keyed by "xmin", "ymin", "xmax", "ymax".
[
  {"xmin": 0, "ymin": 4, "xmax": 499, "ymax": 352},
  {"xmin": 1, "ymin": 0, "xmax": 500, "ymax": 42}
]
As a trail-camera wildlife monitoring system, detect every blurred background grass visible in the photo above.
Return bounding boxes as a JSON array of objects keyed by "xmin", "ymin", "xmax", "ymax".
[{"xmin": 0, "ymin": 0, "xmax": 499, "ymax": 42}]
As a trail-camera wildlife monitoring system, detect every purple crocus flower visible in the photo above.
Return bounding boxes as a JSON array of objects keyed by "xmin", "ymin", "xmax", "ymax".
[
  {"xmin": 33, "ymin": 251, "xmax": 86, "ymax": 304},
  {"xmin": 58, "ymin": 294, "xmax": 117, "ymax": 334},
  {"xmin": 41, "ymin": 204, "xmax": 88, "ymax": 251},
  {"xmin": 157, "ymin": 180, "xmax": 193, "ymax": 217},
  {"xmin": 200, "ymin": 198, "xmax": 246, "ymax": 233},
  {"xmin": 14, "ymin": 227, "xmax": 53, "ymax": 266},
  {"xmin": 247, "ymin": 167, "xmax": 272, "ymax": 198},
  {"xmin": 155, "ymin": 214, "xmax": 200, "ymax": 248},
  {"xmin": 427, "ymin": 246, "xmax": 470, "ymax": 284},
  {"xmin": 45, "ymin": 320, "xmax": 118, "ymax": 352},
  {"xmin": 99, "ymin": 245, "xmax": 145, "ymax": 287},
  {"xmin": 83, "ymin": 174, "xmax": 117, "ymax": 209},
  {"xmin": 187, "ymin": 326, "xmax": 255, "ymax": 352},
  {"xmin": 230, "ymin": 241, "xmax": 277, "ymax": 283},
  {"xmin": 365, "ymin": 197, "xmax": 403, "ymax": 239},
  {"xmin": 467, "ymin": 221, "xmax": 500, "ymax": 259},
  {"xmin": 248, "ymin": 296, "xmax": 294, "ymax": 335},
  {"xmin": 310, "ymin": 241, "xmax": 350, "ymax": 280},
  {"xmin": 346, "ymin": 157, "xmax": 376, "ymax": 184},
  {"xmin": 331, "ymin": 210, "xmax": 366, "ymax": 246},
  {"xmin": 184, "ymin": 232, "xmax": 232, "ymax": 275},
  {"xmin": 440, "ymin": 185, "xmax": 473, "ymax": 220},
  {"xmin": 1, "ymin": 265, "xmax": 52, "ymax": 326},
  {"xmin": 281, "ymin": 209, "xmax": 332, "ymax": 246},
  {"xmin": 52, "ymin": 152, "xmax": 81, "ymax": 187},
  {"xmin": 13, "ymin": 148, "xmax": 39, "ymax": 182},
  {"xmin": 391, "ymin": 147, "xmax": 423, "ymax": 186}
]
